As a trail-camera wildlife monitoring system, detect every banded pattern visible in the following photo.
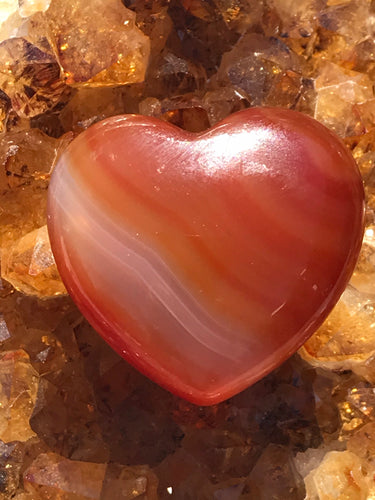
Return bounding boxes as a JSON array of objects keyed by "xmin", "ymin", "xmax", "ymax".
[{"xmin": 47, "ymin": 108, "xmax": 364, "ymax": 404}]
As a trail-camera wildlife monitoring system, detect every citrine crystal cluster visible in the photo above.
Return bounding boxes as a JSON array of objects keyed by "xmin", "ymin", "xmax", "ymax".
[{"xmin": 1, "ymin": 0, "xmax": 375, "ymax": 498}]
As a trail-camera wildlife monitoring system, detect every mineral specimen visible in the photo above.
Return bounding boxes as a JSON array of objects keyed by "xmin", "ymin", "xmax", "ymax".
[
  {"xmin": 45, "ymin": 0, "xmax": 150, "ymax": 87},
  {"xmin": 18, "ymin": 0, "xmax": 51, "ymax": 18},
  {"xmin": 1, "ymin": 225, "xmax": 66, "ymax": 298},
  {"xmin": 23, "ymin": 452, "xmax": 159, "ymax": 499},
  {"xmin": 314, "ymin": 63, "xmax": 374, "ymax": 137},
  {"xmin": 0, "ymin": 350, "xmax": 38, "ymax": 443},
  {"xmin": 303, "ymin": 450, "xmax": 371, "ymax": 499},
  {"xmin": 47, "ymin": 108, "xmax": 364, "ymax": 405},
  {"xmin": 216, "ymin": 33, "xmax": 302, "ymax": 106},
  {"xmin": 1, "ymin": 0, "xmax": 375, "ymax": 496},
  {"xmin": 299, "ymin": 285, "xmax": 375, "ymax": 371},
  {"xmin": 0, "ymin": 128, "xmax": 71, "ymax": 249},
  {"xmin": 0, "ymin": 440, "xmax": 25, "ymax": 497},
  {"xmin": 0, "ymin": 36, "xmax": 69, "ymax": 119}
]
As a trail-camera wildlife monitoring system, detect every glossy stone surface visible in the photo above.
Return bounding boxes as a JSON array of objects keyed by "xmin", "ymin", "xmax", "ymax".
[{"xmin": 47, "ymin": 108, "xmax": 364, "ymax": 405}]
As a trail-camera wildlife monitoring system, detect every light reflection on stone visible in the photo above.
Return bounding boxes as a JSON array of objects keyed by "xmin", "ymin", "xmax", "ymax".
[{"xmin": 1, "ymin": 0, "xmax": 375, "ymax": 496}]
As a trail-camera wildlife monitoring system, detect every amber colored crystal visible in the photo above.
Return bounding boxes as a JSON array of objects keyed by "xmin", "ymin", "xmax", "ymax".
[
  {"xmin": 46, "ymin": 0, "xmax": 150, "ymax": 87},
  {"xmin": 0, "ymin": 36, "xmax": 69, "ymax": 119},
  {"xmin": 348, "ymin": 422, "xmax": 375, "ymax": 468},
  {"xmin": 23, "ymin": 452, "xmax": 159, "ymax": 499},
  {"xmin": 0, "ymin": 90, "xmax": 10, "ymax": 132},
  {"xmin": 351, "ymin": 225, "xmax": 375, "ymax": 295},
  {"xmin": 0, "ymin": 128, "xmax": 70, "ymax": 248},
  {"xmin": 212, "ymin": 0, "xmax": 264, "ymax": 33},
  {"xmin": 18, "ymin": 0, "xmax": 51, "ymax": 18},
  {"xmin": 0, "ymin": 2, "xmax": 20, "ymax": 41},
  {"xmin": 300, "ymin": 286, "xmax": 375, "ymax": 370},
  {"xmin": 314, "ymin": 62, "xmax": 374, "ymax": 137},
  {"xmin": 0, "ymin": 350, "xmax": 38, "ymax": 443},
  {"xmin": 303, "ymin": 451, "xmax": 371, "ymax": 499},
  {"xmin": 269, "ymin": 0, "xmax": 323, "ymax": 37},
  {"xmin": 1, "ymin": 226, "xmax": 66, "ymax": 298},
  {"xmin": 217, "ymin": 33, "xmax": 302, "ymax": 105},
  {"xmin": 0, "ymin": 440, "xmax": 25, "ymax": 498},
  {"xmin": 59, "ymin": 87, "xmax": 130, "ymax": 134},
  {"xmin": 1, "ymin": 0, "xmax": 375, "ymax": 496}
]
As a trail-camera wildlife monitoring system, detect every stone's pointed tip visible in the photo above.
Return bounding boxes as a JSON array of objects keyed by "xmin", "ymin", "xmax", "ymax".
[{"xmin": 47, "ymin": 108, "xmax": 365, "ymax": 405}]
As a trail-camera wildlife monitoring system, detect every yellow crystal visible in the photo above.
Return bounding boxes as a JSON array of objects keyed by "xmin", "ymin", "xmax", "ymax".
[
  {"xmin": 268, "ymin": 0, "xmax": 320, "ymax": 37},
  {"xmin": 0, "ymin": 1, "xmax": 19, "ymax": 39},
  {"xmin": 0, "ymin": 129, "xmax": 71, "ymax": 249},
  {"xmin": 0, "ymin": 35, "xmax": 69, "ymax": 118},
  {"xmin": 24, "ymin": 452, "xmax": 107, "ymax": 499},
  {"xmin": 1, "ymin": 225, "xmax": 67, "ymax": 298},
  {"xmin": 45, "ymin": 0, "xmax": 150, "ymax": 87},
  {"xmin": 18, "ymin": 0, "xmax": 51, "ymax": 17},
  {"xmin": 300, "ymin": 286, "xmax": 375, "ymax": 370},
  {"xmin": 314, "ymin": 63, "xmax": 374, "ymax": 137},
  {"xmin": 0, "ymin": 350, "xmax": 38, "ymax": 443},
  {"xmin": 212, "ymin": 0, "xmax": 264, "ymax": 33},
  {"xmin": 304, "ymin": 450, "xmax": 371, "ymax": 500},
  {"xmin": 23, "ymin": 452, "xmax": 159, "ymax": 499},
  {"xmin": 351, "ymin": 225, "xmax": 375, "ymax": 295},
  {"xmin": 348, "ymin": 422, "xmax": 375, "ymax": 464}
]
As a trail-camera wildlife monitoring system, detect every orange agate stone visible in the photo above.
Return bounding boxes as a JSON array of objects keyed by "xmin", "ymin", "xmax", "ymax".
[{"xmin": 47, "ymin": 108, "xmax": 364, "ymax": 405}]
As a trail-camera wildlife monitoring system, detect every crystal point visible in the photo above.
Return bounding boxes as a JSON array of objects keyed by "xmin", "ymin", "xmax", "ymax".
[
  {"xmin": 0, "ymin": 350, "xmax": 38, "ymax": 443},
  {"xmin": 1, "ymin": 225, "xmax": 67, "ymax": 298},
  {"xmin": 45, "ymin": 0, "xmax": 150, "ymax": 87}
]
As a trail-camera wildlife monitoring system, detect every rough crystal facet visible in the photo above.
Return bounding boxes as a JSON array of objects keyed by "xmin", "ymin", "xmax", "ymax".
[
  {"xmin": 0, "ymin": 350, "xmax": 38, "ymax": 443},
  {"xmin": 23, "ymin": 452, "xmax": 159, "ymax": 499},
  {"xmin": 1, "ymin": 225, "xmax": 66, "ymax": 298},
  {"xmin": 45, "ymin": 0, "xmax": 150, "ymax": 87}
]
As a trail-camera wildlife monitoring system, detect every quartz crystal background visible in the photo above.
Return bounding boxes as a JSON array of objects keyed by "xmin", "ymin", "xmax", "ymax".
[{"xmin": 0, "ymin": 0, "xmax": 375, "ymax": 498}]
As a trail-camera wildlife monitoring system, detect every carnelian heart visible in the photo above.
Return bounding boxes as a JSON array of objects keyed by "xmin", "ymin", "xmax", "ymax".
[{"xmin": 47, "ymin": 108, "xmax": 364, "ymax": 405}]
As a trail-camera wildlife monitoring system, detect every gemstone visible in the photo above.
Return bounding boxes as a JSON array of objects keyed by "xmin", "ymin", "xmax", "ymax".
[
  {"xmin": 1, "ymin": 225, "xmax": 67, "ymax": 298},
  {"xmin": 299, "ymin": 285, "xmax": 375, "ymax": 371},
  {"xmin": 0, "ymin": 128, "xmax": 71, "ymax": 251},
  {"xmin": 23, "ymin": 452, "xmax": 159, "ymax": 499},
  {"xmin": 0, "ymin": 36, "xmax": 70, "ymax": 119},
  {"xmin": 314, "ymin": 62, "xmax": 374, "ymax": 137},
  {"xmin": 0, "ymin": 350, "xmax": 39, "ymax": 443},
  {"xmin": 45, "ymin": 0, "xmax": 150, "ymax": 87},
  {"xmin": 47, "ymin": 107, "xmax": 364, "ymax": 405},
  {"xmin": 303, "ymin": 450, "xmax": 371, "ymax": 499},
  {"xmin": 216, "ymin": 33, "xmax": 302, "ymax": 107}
]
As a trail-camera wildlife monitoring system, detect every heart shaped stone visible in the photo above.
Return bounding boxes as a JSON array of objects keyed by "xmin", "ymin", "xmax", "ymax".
[{"xmin": 47, "ymin": 108, "xmax": 364, "ymax": 405}]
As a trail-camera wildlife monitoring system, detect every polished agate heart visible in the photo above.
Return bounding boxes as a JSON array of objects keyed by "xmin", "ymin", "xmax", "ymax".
[{"xmin": 47, "ymin": 108, "xmax": 364, "ymax": 405}]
